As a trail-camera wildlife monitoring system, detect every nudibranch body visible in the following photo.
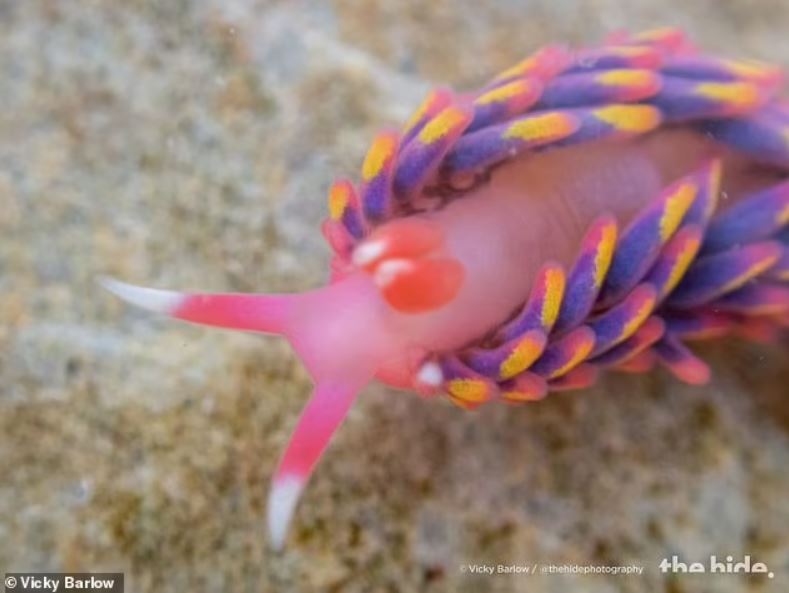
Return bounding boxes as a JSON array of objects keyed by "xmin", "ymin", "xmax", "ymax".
[{"xmin": 104, "ymin": 28, "xmax": 789, "ymax": 549}]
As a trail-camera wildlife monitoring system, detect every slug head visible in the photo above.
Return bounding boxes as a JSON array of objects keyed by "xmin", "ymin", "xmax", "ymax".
[{"xmin": 101, "ymin": 217, "xmax": 466, "ymax": 549}]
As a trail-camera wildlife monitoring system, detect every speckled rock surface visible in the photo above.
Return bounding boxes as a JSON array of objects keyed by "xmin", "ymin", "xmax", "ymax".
[{"xmin": 1, "ymin": 1, "xmax": 787, "ymax": 592}]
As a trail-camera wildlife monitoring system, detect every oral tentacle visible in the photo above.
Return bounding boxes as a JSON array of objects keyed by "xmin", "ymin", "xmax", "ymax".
[
  {"xmin": 268, "ymin": 374, "xmax": 372, "ymax": 550},
  {"xmin": 101, "ymin": 277, "xmax": 293, "ymax": 334}
]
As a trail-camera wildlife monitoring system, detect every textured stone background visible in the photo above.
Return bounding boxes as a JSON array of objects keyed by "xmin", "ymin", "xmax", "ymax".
[{"xmin": 1, "ymin": 1, "xmax": 787, "ymax": 591}]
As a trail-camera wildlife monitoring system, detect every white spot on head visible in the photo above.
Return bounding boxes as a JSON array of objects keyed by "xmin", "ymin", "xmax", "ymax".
[
  {"xmin": 99, "ymin": 277, "xmax": 184, "ymax": 315},
  {"xmin": 416, "ymin": 362, "xmax": 443, "ymax": 387},
  {"xmin": 373, "ymin": 259, "xmax": 413, "ymax": 288},
  {"xmin": 267, "ymin": 475, "xmax": 305, "ymax": 551},
  {"xmin": 352, "ymin": 239, "xmax": 387, "ymax": 267}
]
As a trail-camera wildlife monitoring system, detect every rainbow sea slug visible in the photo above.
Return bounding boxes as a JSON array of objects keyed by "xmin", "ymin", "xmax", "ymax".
[{"xmin": 103, "ymin": 28, "xmax": 789, "ymax": 549}]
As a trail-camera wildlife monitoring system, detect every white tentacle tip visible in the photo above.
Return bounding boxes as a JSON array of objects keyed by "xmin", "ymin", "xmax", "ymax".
[
  {"xmin": 373, "ymin": 259, "xmax": 413, "ymax": 288},
  {"xmin": 267, "ymin": 475, "xmax": 304, "ymax": 551},
  {"xmin": 352, "ymin": 239, "xmax": 386, "ymax": 267},
  {"xmin": 99, "ymin": 276, "xmax": 184, "ymax": 315},
  {"xmin": 416, "ymin": 362, "xmax": 443, "ymax": 388}
]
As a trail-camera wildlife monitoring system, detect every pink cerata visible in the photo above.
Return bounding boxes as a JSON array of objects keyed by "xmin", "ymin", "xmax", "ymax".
[{"xmin": 103, "ymin": 28, "xmax": 789, "ymax": 549}]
